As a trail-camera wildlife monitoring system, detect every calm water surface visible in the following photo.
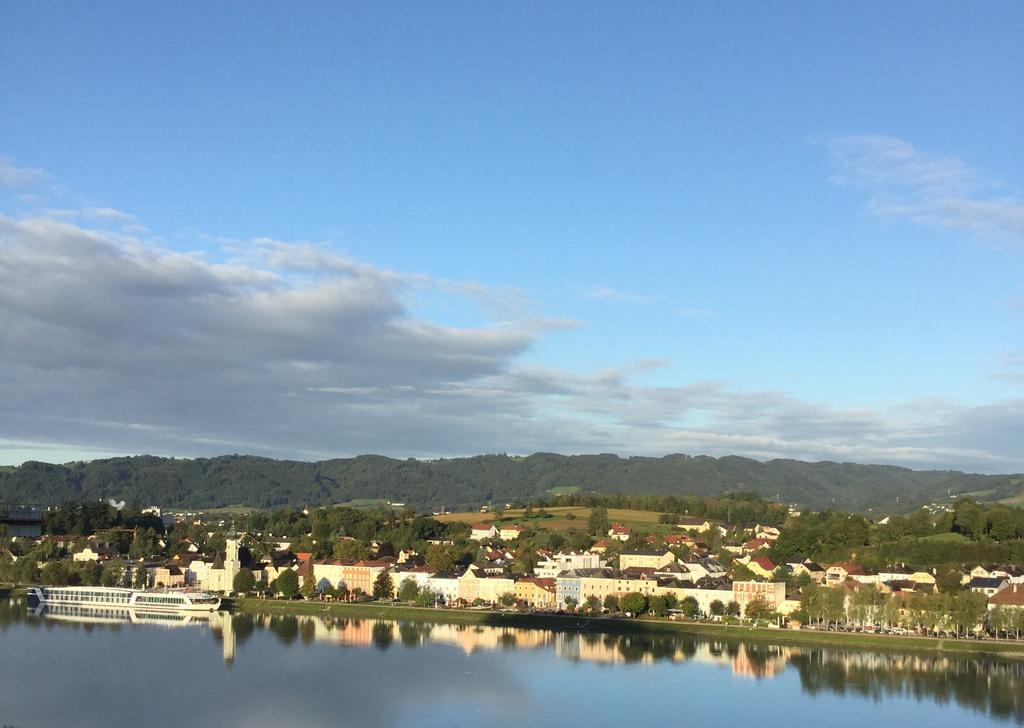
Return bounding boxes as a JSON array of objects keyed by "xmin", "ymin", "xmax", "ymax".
[{"xmin": 1, "ymin": 598, "xmax": 1022, "ymax": 727}]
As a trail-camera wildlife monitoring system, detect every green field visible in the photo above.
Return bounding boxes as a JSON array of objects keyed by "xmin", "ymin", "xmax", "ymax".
[{"xmin": 437, "ymin": 505, "xmax": 676, "ymax": 534}]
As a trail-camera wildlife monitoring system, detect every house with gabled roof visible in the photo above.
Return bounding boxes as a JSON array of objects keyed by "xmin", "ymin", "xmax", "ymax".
[
  {"xmin": 988, "ymin": 583, "xmax": 1024, "ymax": 611},
  {"xmin": 676, "ymin": 517, "xmax": 713, "ymax": 533},
  {"xmin": 826, "ymin": 562, "xmax": 878, "ymax": 585},
  {"xmin": 747, "ymin": 557, "xmax": 777, "ymax": 580},
  {"xmin": 498, "ymin": 524, "xmax": 526, "ymax": 540},
  {"xmin": 618, "ymin": 549, "xmax": 675, "ymax": 570},
  {"xmin": 469, "ymin": 524, "xmax": 498, "ymax": 541},
  {"xmin": 514, "ymin": 576, "xmax": 557, "ymax": 608},
  {"xmin": 967, "ymin": 576, "xmax": 1008, "ymax": 597},
  {"xmin": 607, "ymin": 524, "xmax": 632, "ymax": 541}
]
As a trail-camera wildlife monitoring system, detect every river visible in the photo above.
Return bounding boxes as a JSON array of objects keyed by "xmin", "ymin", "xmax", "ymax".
[{"xmin": 1, "ymin": 598, "xmax": 1021, "ymax": 727}]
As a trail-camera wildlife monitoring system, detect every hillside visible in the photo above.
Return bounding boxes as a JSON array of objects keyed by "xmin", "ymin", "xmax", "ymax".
[{"xmin": 2, "ymin": 453, "xmax": 1022, "ymax": 513}]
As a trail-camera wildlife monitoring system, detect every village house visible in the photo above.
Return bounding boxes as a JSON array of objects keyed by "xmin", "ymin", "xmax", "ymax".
[
  {"xmin": 469, "ymin": 524, "xmax": 498, "ymax": 541},
  {"xmin": 988, "ymin": 584, "xmax": 1024, "ymax": 613},
  {"xmin": 878, "ymin": 564, "xmax": 914, "ymax": 583},
  {"xmin": 424, "ymin": 571, "xmax": 460, "ymax": 605},
  {"xmin": 746, "ymin": 557, "xmax": 777, "ymax": 580},
  {"xmin": 732, "ymin": 580, "xmax": 786, "ymax": 612},
  {"xmin": 967, "ymin": 576, "xmax": 1008, "ymax": 597},
  {"xmin": 310, "ymin": 557, "xmax": 392, "ymax": 595},
  {"xmin": 534, "ymin": 551, "xmax": 606, "ymax": 579},
  {"xmin": 662, "ymin": 534, "xmax": 692, "ymax": 548},
  {"xmin": 514, "ymin": 577, "xmax": 558, "ymax": 608},
  {"xmin": 72, "ymin": 542, "xmax": 119, "ymax": 562},
  {"xmin": 787, "ymin": 559, "xmax": 826, "ymax": 584},
  {"xmin": 826, "ymin": 562, "xmax": 879, "ymax": 585},
  {"xmin": 742, "ymin": 537, "xmax": 773, "ymax": 554},
  {"xmin": 498, "ymin": 524, "xmax": 525, "ymax": 541},
  {"xmin": 680, "ymin": 554, "xmax": 727, "ymax": 581},
  {"xmin": 971, "ymin": 564, "xmax": 1024, "ymax": 584},
  {"xmin": 618, "ymin": 549, "xmax": 675, "ymax": 570},
  {"xmin": 457, "ymin": 564, "xmax": 515, "ymax": 604},
  {"xmin": 908, "ymin": 570, "xmax": 937, "ymax": 586},
  {"xmin": 607, "ymin": 524, "xmax": 632, "ymax": 541},
  {"xmin": 676, "ymin": 517, "xmax": 713, "ymax": 533},
  {"xmin": 389, "ymin": 564, "xmax": 436, "ymax": 596},
  {"xmin": 589, "ymin": 539, "xmax": 611, "ymax": 553},
  {"xmin": 612, "ymin": 569, "xmax": 661, "ymax": 599},
  {"xmin": 661, "ymin": 578, "xmax": 735, "ymax": 616},
  {"xmin": 652, "ymin": 561, "xmax": 693, "ymax": 581},
  {"xmin": 150, "ymin": 563, "xmax": 186, "ymax": 588}
]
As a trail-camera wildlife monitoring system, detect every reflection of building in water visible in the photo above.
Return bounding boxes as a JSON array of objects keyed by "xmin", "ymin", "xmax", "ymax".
[
  {"xmin": 252, "ymin": 616, "xmax": 557, "ymax": 655},
  {"xmin": 211, "ymin": 611, "xmax": 235, "ymax": 665},
  {"xmin": 553, "ymin": 631, "xmax": 792, "ymax": 677},
  {"xmin": 249, "ymin": 614, "xmax": 794, "ymax": 678}
]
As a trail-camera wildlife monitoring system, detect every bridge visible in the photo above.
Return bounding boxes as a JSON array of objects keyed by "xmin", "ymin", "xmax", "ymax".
[{"xmin": 0, "ymin": 504, "xmax": 44, "ymax": 538}]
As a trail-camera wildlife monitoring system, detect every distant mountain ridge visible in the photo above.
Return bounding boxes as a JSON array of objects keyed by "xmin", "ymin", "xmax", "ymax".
[{"xmin": 3, "ymin": 453, "xmax": 1022, "ymax": 514}]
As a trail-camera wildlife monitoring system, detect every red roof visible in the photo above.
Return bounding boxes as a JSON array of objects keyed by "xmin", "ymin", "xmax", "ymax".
[
  {"xmin": 989, "ymin": 585, "xmax": 1024, "ymax": 606},
  {"xmin": 471, "ymin": 523, "xmax": 495, "ymax": 530},
  {"xmin": 664, "ymin": 534, "xmax": 692, "ymax": 545},
  {"xmin": 752, "ymin": 557, "xmax": 777, "ymax": 571}
]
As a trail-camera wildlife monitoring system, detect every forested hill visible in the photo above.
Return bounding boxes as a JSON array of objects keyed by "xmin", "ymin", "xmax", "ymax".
[{"xmin": 1, "ymin": 453, "xmax": 1021, "ymax": 513}]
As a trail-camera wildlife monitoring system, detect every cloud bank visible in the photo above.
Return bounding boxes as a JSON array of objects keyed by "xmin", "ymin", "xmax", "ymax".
[{"xmin": 0, "ymin": 151, "xmax": 1021, "ymax": 473}]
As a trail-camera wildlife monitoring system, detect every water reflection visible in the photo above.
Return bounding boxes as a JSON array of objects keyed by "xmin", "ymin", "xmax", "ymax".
[{"xmin": 3, "ymin": 597, "xmax": 1023, "ymax": 724}]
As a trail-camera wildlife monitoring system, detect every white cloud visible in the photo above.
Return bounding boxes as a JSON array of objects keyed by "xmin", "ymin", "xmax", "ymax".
[
  {"xmin": 0, "ymin": 211, "xmax": 1021, "ymax": 472},
  {"xmin": 0, "ymin": 156, "xmax": 50, "ymax": 189},
  {"xmin": 580, "ymin": 285, "xmax": 662, "ymax": 304},
  {"xmin": 825, "ymin": 134, "xmax": 1024, "ymax": 247}
]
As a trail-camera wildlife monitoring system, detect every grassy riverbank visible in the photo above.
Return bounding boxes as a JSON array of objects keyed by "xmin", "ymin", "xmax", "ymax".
[{"xmin": 234, "ymin": 598, "xmax": 1024, "ymax": 658}]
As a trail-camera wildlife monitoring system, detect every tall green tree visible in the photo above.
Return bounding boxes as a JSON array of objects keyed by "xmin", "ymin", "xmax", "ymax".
[
  {"xmin": 620, "ymin": 592, "xmax": 646, "ymax": 615},
  {"xmin": 398, "ymin": 579, "xmax": 420, "ymax": 603},
  {"xmin": 233, "ymin": 567, "xmax": 255, "ymax": 594},
  {"xmin": 274, "ymin": 569, "xmax": 299, "ymax": 599},
  {"xmin": 373, "ymin": 570, "xmax": 394, "ymax": 601},
  {"xmin": 588, "ymin": 507, "xmax": 609, "ymax": 535},
  {"xmin": 935, "ymin": 562, "xmax": 964, "ymax": 593}
]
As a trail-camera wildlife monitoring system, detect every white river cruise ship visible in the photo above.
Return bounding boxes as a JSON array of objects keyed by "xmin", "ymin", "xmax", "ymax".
[{"xmin": 27, "ymin": 586, "xmax": 221, "ymax": 612}]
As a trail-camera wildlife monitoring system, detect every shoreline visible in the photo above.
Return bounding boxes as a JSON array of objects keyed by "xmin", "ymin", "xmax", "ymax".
[{"xmin": 233, "ymin": 598, "xmax": 1024, "ymax": 659}]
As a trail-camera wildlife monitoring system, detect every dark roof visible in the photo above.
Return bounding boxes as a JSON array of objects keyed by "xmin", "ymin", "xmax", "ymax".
[{"xmin": 967, "ymin": 576, "xmax": 1007, "ymax": 589}]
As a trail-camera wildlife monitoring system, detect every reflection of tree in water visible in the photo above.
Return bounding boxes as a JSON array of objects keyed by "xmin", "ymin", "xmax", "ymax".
[
  {"xmin": 497, "ymin": 631, "xmax": 517, "ymax": 650},
  {"xmin": 372, "ymin": 620, "xmax": 394, "ymax": 650},
  {"xmin": 232, "ymin": 613, "xmax": 255, "ymax": 644},
  {"xmin": 14, "ymin": 597, "xmax": 1024, "ymax": 723},
  {"xmin": 269, "ymin": 614, "xmax": 298, "ymax": 645},
  {"xmin": 398, "ymin": 621, "xmax": 434, "ymax": 648},
  {"xmin": 299, "ymin": 616, "xmax": 317, "ymax": 646},
  {"xmin": 791, "ymin": 649, "xmax": 1024, "ymax": 724}
]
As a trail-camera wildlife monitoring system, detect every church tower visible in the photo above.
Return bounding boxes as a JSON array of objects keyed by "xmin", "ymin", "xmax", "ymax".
[{"xmin": 223, "ymin": 537, "xmax": 242, "ymax": 592}]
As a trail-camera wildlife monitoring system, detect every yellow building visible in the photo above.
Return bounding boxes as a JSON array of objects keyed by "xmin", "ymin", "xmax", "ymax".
[
  {"xmin": 514, "ymin": 577, "xmax": 557, "ymax": 608},
  {"xmin": 619, "ymin": 550, "xmax": 676, "ymax": 570}
]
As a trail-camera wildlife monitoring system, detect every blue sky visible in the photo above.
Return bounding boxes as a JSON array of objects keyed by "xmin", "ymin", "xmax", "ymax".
[{"xmin": 1, "ymin": 3, "xmax": 1022, "ymax": 471}]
